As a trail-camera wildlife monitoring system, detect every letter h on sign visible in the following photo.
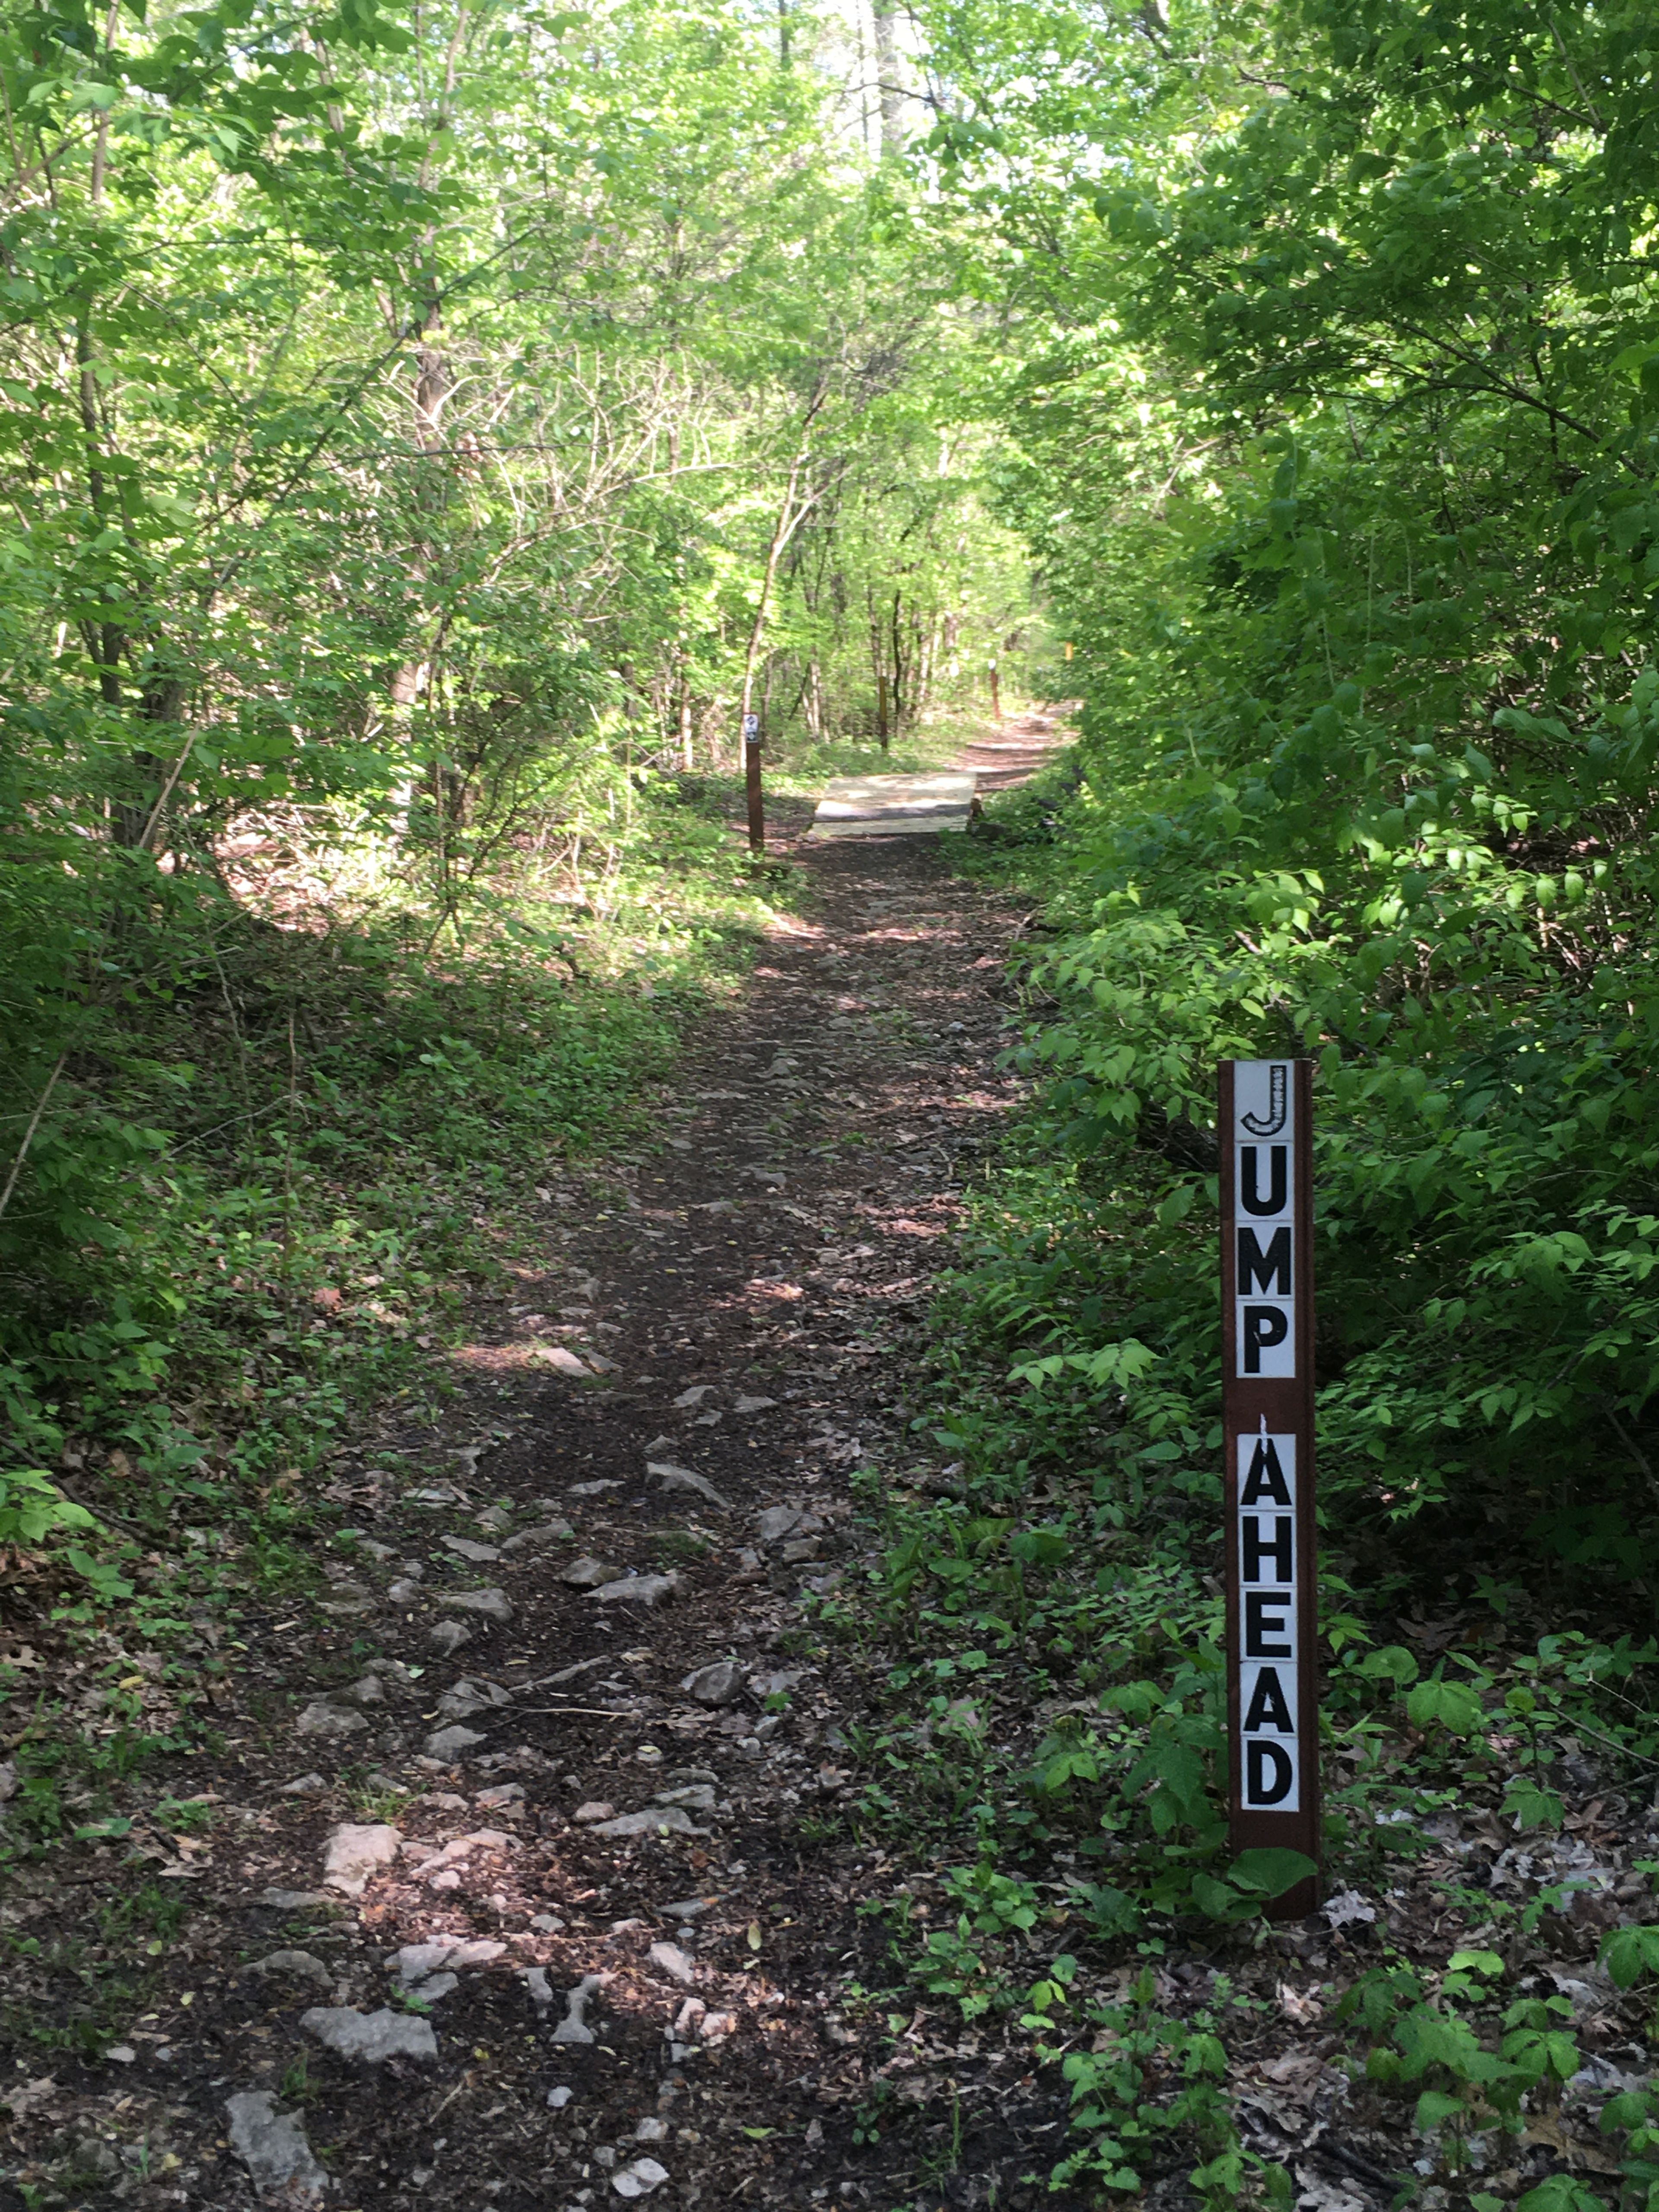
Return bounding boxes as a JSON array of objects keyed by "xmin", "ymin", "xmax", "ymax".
[{"xmin": 1220, "ymin": 1060, "xmax": 1319, "ymax": 1913}]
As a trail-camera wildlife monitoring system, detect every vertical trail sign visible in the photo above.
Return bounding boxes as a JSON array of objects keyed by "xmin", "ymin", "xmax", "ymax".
[
  {"xmin": 743, "ymin": 710, "xmax": 764, "ymax": 853},
  {"xmin": 1220, "ymin": 1059, "xmax": 1320, "ymax": 1915}
]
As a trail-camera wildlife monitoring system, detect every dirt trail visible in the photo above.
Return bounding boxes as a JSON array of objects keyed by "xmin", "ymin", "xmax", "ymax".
[
  {"xmin": 949, "ymin": 714, "xmax": 1073, "ymax": 796},
  {"xmin": 1, "ymin": 715, "xmax": 1073, "ymax": 2212}
]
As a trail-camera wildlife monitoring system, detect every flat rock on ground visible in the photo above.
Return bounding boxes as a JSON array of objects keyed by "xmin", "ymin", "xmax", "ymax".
[
  {"xmin": 225, "ymin": 2090, "xmax": 329, "ymax": 2207},
  {"xmin": 300, "ymin": 2007, "xmax": 440, "ymax": 2065}
]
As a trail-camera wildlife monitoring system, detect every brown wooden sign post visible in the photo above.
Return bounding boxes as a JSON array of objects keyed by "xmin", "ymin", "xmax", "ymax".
[
  {"xmin": 743, "ymin": 709, "xmax": 764, "ymax": 853},
  {"xmin": 1219, "ymin": 1058, "xmax": 1320, "ymax": 1916}
]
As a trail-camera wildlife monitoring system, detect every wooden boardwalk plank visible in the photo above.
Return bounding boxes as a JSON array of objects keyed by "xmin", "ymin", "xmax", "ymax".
[{"xmin": 807, "ymin": 770, "xmax": 977, "ymax": 839}]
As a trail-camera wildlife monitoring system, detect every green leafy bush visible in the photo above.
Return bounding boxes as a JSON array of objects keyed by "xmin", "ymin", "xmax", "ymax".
[{"xmin": 0, "ymin": 1471, "xmax": 97, "ymax": 1550}]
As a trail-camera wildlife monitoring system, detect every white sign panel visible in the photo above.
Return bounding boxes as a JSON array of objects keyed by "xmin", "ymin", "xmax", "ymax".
[
  {"xmin": 1233, "ymin": 1059, "xmax": 1296, "ymax": 1380},
  {"xmin": 1238, "ymin": 1425, "xmax": 1300, "ymax": 1811}
]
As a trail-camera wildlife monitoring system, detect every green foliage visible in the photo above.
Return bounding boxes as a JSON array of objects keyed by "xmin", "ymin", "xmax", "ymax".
[
  {"xmin": 0, "ymin": 1472, "xmax": 96, "ymax": 1549},
  {"xmin": 1516, "ymin": 2181, "xmax": 1612, "ymax": 2212},
  {"xmin": 1600, "ymin": 1923, "xmax": 1659, "ymax": 1991},
  {"xmin": 1190, "ymin": 1848, "xmax": 1317, "ymax": 1924},
  {"xmin": 0, "ymin": 0, "xmax": 1033, "ymax": 1539},
  {"xmin": 906, "ymin": 1865, "xmax": 1049, "ymax": 2021},
  {"xmin": 1335, "ymin": 1945, "xmax": 1591, "ymax": 2150},
  {"xmin": 1049, "ymin": 1979, "xmax": 1238, "ymax": 2195},
  {"xmin": 902, "ymin": 0, "xmax": 1659, "ymax": 1614},
  {"xmin": 1406, "ymin": 1677, "xmax": 1487, "ymax": 1737}
]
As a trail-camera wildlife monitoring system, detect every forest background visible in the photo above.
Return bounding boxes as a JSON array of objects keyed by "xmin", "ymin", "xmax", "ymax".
[
  {"xmin": 0, "ymin": 0, "xmax": 1037, "ymax": 1517},
  {"xmin": 8, "ymin": 0, "xmax": 1658, "ymax": 1668},
  {"xmin": 9, "ymin": 0, "xmax": 1659, "ymax": 1891},
  {"xmin": 12, "ymin": 0, "xmax": 1659, "ymax": 2196}
]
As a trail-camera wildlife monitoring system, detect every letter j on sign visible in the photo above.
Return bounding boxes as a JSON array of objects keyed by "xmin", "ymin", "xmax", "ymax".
[{"xmin": 1220, "ymin": 1060, "xmax": 1320, "ymax": 1913}]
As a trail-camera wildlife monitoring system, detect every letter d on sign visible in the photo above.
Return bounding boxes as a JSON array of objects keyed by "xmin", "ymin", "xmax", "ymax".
[{"xmin": 1220, "ymin": 1060, "xmax": 1319, "ymax": 1914}]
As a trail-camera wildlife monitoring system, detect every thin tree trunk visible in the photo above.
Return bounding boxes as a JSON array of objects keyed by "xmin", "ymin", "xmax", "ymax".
[
  {"xmin": 868, "ymin": 592, "xmax": 886, "ymax": 743},
  {"xmin": 0, "ymin": 1055, "xmax": 68, "ymax": 1227},
  {"xmin": 856, "ymin": 10, "xmax": 871, "ymax": 154},
  {"xmin": 873, "ymin": 10, "xmax": 903, "ymax": 157},
  {"xmin": 77, "ymin": 12, "xmax": 173, "ymax": 850},
  {"xmin": 388, "ymin": 3, "xmax": 471, "ymax": 747},
  {"xmin": 738, "ymin": 392, "xmax": 826, "ymax": 849}
]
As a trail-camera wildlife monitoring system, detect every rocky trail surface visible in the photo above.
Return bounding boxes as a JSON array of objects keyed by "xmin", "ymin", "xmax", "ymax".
[{"xmin": 2, "ymin": 721, "xmax": 1080, "ymax": 2212}]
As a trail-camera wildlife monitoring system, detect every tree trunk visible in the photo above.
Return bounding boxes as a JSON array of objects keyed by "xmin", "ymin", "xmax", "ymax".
[
  {"xmin": 873, "ymin": 10, "xmax": 903, "ymax": 158},
  {"xmin": 737, "ymin": 396, "xmax": 826, "ymax": 849},
  {"xmin": 388, "ymin": 4, "xmax": 470, "ymax": 733},
  {"xmin": 868, "ymin": 594, "xmax": 886, "ymax": 742},
  {"xmin": 76, "ymin": 51, "xmax": 180, "ymax": 852}
]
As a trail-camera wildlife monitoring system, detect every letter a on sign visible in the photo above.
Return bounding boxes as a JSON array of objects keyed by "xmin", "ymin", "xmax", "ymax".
[{"xmin": 1220, "ymin": 1060, "xmax": 1319, "ymax": 1913}]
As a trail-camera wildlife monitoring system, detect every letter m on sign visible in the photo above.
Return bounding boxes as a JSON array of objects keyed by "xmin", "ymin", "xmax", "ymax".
[{"xmin": 1238, "ymin": 1227, "xmax": 1290, "ymax": 1294}]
